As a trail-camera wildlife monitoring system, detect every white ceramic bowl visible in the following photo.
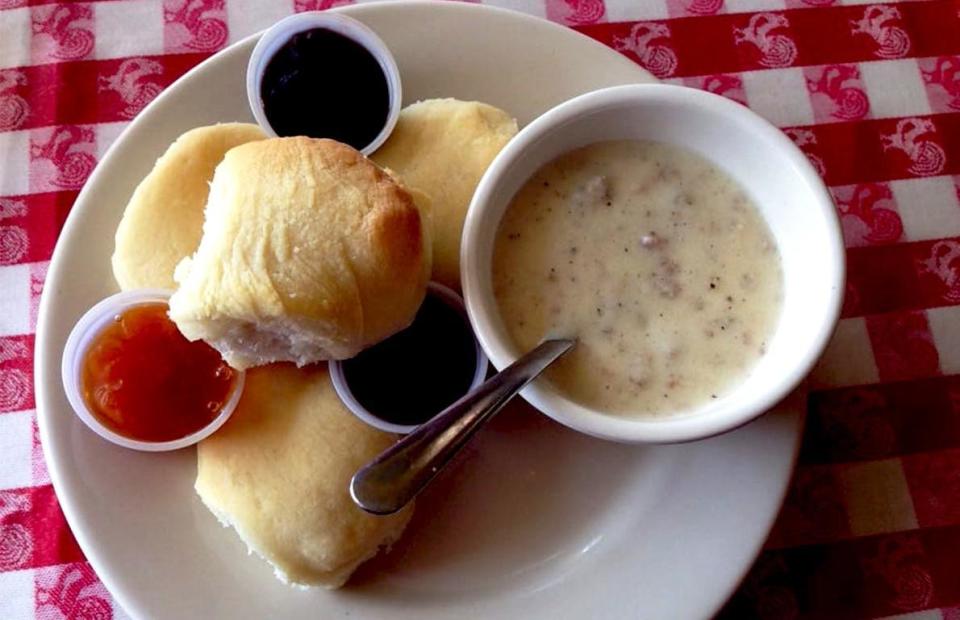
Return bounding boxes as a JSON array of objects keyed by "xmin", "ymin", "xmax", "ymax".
[
  {"xmin": 245, "ymin": 11, "xmax": 402, "ymax": 155},
  {"xmin": 330, "ymin": 282, "xmax": 489, "ymax": 434},
  {"xmin": 461, "ymin": 84, "xmax": 844, "ymax": 444},
  {"xmin": 61, "ymin": 289, "xmax": 245, "ymax": 452}
]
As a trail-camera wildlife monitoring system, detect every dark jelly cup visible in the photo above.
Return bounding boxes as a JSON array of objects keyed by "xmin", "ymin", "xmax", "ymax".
[
  {"xmin": 330, "ymin": 283, "xmax": 489, "ymax": 434},
  {"xmin": 246, "ymin": 12, "xmax": 402, "ymax": 155}
]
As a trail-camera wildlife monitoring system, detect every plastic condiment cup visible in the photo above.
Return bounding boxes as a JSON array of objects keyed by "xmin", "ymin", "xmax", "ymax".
[
  {"xmin": 61, "ymin": 289, "xmax": 246, "ymax": 452},
  {"xmin": 461, "ymin": 84, "xmax": 845, "ymax": 444},
  {"xmin": 245, "ymin": 11, "xmax": 403, "ymax": 155},
  {"xmin": 330, "ymin": 283, "xmax": 489, "ymax": 434}
]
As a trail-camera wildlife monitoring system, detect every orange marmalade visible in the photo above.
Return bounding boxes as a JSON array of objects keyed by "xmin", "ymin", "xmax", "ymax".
[{"xmin": 80, "ymin": 303, "xmax": 237, "ymax": 442}]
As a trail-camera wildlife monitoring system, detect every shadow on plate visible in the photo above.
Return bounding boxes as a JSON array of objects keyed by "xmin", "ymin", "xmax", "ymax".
[{"xmin": 349, "ymin": 399, "xmax": 652, "ymax": 596}]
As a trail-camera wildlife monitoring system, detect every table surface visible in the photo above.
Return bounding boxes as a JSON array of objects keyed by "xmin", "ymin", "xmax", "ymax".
[{"xmin": 2, "ymin": 0, "xmax": 959, "ymax": 618}]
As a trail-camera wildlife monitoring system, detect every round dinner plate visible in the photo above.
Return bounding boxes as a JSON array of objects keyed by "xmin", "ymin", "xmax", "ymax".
[{"xmin": 34, "ymin": 2, "xmax": 803, "ymax": 618}]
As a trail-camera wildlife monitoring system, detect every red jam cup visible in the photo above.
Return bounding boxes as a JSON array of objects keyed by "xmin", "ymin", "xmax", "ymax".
[{"xmin": 61, "ymin": 289, "xmax": 245, "ymax": 452}]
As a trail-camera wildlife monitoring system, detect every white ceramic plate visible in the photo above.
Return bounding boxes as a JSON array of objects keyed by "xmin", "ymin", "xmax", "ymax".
[{"xmin": 34, "ymin": 2, "xmax": 802, "ymax": 618}]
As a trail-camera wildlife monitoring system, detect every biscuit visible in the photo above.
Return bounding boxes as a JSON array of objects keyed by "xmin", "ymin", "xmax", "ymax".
[
  {"xmin": 169, "ymin": 137, "xmax": 430, "ymax": 369},
  {"xmin": 112, "ymin": 123, "xmax": 266, "ymax": 290},
  {"xmin": 372, "ymin": 99, "xmax": 517, "ymax": 289}
]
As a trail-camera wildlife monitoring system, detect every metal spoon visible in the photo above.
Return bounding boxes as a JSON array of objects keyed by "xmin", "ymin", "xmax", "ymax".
[{"xmin": 350, "ymin": 338, "xmax": 576, "ymax": 515}]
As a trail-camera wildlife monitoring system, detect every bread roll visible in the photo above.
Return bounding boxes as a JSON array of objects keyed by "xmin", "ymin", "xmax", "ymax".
[
  {"xmin": 372, "ymin": 99, "xmax": 517, "ymax": 289},
  {"xmin": 195, "ymin": 363, "xmax": 412, "ymax": 588},
  {"xmin": 112, "ymin": 123, "xmax": 266, "ymax": 290},
  {"xmin": 168, "ymin": 137, "xmax": 430, "ymax": 370}
]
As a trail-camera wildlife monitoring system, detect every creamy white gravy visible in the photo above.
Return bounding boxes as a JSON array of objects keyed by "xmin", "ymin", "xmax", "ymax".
[{"xmin": 492, "ymin": 140, "xmax": 783, "ymax": 416}]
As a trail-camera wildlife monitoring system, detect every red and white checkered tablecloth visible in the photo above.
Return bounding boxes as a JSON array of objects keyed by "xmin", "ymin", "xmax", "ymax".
[{"xmin": 2, "ymin": 0, "xmax": 959, "ymax": 618}]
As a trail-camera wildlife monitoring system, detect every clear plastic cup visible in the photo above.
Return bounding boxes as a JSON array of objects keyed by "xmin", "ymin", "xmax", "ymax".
[
  {"xmin": 330, "ymin": 283, "xmax": 489, "ymax": 434},
  {"xmin": 61, "ymin": 289, "xmax": 245, "ymax": 452},
  {"xmin": 246, "ymin": 11, "xmax": 403, "ymax": 155}
]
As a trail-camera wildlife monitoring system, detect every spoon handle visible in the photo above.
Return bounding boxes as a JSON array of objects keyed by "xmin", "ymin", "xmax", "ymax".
[{"xmin": 350, "ymin": 338, "xmax": 575, "ymax": 515}]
